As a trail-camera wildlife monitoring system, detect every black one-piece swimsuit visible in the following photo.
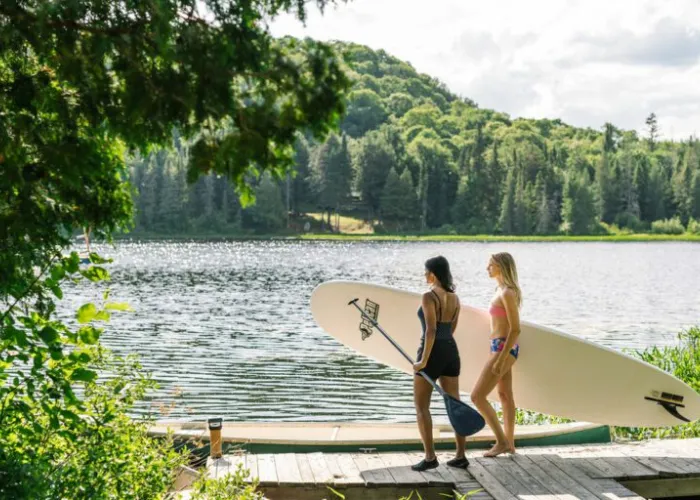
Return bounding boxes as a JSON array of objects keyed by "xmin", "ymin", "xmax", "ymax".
[{"xmin": 416, "ymin": 290, "xmax": 460, "ymax": 380}]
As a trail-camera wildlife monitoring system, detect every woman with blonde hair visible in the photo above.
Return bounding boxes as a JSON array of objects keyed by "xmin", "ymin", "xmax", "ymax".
[{"xmin": 471, "ymin": 252, "xmax": 522, "ymax": 457}]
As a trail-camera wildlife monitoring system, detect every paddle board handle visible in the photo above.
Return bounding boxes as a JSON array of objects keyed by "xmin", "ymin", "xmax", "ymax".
[{"xmin": 347, "ymin": 298, "xmax": 445, "ymax": 396}]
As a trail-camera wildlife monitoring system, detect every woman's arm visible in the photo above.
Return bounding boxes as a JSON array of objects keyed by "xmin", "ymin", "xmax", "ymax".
[
  {"xmin": 494, "ymin": 289, "xmax": 520, "ymax": 365},
  {"xmin": 416, "ymin": 292, "xmax": 437, "ymax": 368},
  {"xmin": 451, "ymin": 297, "xmax": 461, "ymax": 335}
]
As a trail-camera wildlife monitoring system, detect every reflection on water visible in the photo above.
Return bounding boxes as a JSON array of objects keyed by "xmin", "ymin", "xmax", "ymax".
[{"xmin": 59, "ymin": 240, "xmax": 700, "ymax": 422}]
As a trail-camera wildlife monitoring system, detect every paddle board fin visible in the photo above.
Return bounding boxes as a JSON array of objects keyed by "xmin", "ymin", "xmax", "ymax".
[{"xmin": 644, "ymin": 395, "xmax": 691, "ymax": 423}]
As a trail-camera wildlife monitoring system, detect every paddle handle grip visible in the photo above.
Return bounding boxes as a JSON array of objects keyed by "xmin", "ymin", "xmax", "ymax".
[{"xmin": 347, "ymin": 298, "xmax": 444, "ymax": 396}]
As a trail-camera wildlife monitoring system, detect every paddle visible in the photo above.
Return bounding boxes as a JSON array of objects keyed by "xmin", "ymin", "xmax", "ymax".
[{"xmin": 348, "ymin": 298, "xmax": 485, "ymax": 437}]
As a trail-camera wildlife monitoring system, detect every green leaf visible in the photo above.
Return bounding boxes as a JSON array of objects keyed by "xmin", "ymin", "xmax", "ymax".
[
  {"xmin": 104, "ymin": 302, "xmax": 133, "ymax": 312},
  {"xmin": 78, "ymin": 326, "xmax": 101, "ymax": 345},
  {"xmin": 63, "ymin": 386, "xmax": 80, "ymax": 406},
  {"xmin": 71, "ymin": 368, "xmax": 97, "ymax": 383},
  {"xmin": 80, "ymin": 266, "xmax": 110, "ymax": 282},
  {"xmin": 38, "ymin": 326, "xmax": 59, "ymax": 345},
  {"xmin": 89, "ymin": 252, "xmax": 112, "ymax": 264},
  {"xmin": 4, "ymin": 326, "xmax": 28, "ymax": 347},
  {"xmin": 112, "ymin": 381, "xmax": 127, "ymax": 395},
  {"xmin": 49, "ymin": 283, "xmax": 63, "ymax": 299},
  {"xmin": 59, "ymin": 409, "xmax": 81, "ymax": 423},
  {"xmin": 76, "ymin": 303, "xmax": 98, "ymax": 324},
  {"xmin": 65, "ymin": 253, "xmax": 80, "ymax": 274},
  {"xmin": 50, "ymin": 265, "xmax": 66, "ymax": 282},
  {"xmin": 69, "ymin": 350, "xmax": 93, "ymax": 363},
  {"xmin": 94, "ymin": 310, "xmax": 111, "ymax": 322},
  {"xmin": 326, "ymin": 486, "xmax": 346, "ymax": 499}
]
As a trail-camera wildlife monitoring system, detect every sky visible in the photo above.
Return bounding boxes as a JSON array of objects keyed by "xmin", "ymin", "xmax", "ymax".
[{"xmin": 269, "ymin": 0, "xmax": 700, "ymax": 140}]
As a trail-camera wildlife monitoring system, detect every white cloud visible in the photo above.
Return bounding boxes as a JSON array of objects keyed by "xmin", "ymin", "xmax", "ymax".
[{"xmin": 269, "ymin": 0, "xmax": 700, "ymax": 139}]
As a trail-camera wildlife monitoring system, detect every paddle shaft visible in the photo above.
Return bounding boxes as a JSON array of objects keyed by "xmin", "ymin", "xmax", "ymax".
[{"xmin": 348, "ymin": 299, "xmax": 446, "ymax": 397}]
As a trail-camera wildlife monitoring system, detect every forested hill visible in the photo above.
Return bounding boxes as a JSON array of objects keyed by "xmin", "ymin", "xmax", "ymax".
[{"xmin": 127, "ymin": 41, "xmax": 700, "ymax": 236}]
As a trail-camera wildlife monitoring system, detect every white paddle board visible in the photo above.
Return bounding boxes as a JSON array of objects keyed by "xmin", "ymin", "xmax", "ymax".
[{"xmin": 310, "ymin": 280, "xmax": 700, "ymax": 428}]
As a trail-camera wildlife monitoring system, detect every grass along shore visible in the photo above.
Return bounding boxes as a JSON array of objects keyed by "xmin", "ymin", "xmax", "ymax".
[
  {"xmin": 298, "ymin": 232, "xmax": 700, "ymax": 242},
  {"xmin": 113, "ymin": 211, "xmax": 700, "ymax": 242},
  {"xmin": 114, "ymin": 231, "xmax": 700, "ymax": 242}
]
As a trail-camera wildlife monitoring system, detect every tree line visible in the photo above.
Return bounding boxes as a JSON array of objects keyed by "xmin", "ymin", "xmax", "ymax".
[{"xmin": 128, "ymin": 43, "xmax": 700, "ymax": 236}]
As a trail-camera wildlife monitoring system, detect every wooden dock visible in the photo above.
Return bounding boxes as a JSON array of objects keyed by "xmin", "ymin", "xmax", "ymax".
[{"xmin": 204, "ymin": 437, "xmax": 700, "ymax": 499}]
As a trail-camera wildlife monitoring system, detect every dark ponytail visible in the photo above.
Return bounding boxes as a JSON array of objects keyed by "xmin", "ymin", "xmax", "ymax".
[{"xmin": 425, "ymin": 256, "xmax": 455, "ymax": 292}]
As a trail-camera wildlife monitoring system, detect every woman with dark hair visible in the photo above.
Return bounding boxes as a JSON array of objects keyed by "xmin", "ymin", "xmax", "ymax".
[{"xmin": 411, "ymin": 255, "xmax": 468, "ymax": 471}]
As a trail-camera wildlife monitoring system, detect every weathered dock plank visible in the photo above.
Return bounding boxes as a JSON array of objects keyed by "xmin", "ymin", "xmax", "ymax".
[
  {"xmin": 206, "ymin": 437, "xmax": 700, "ymax": 499},
  {"xmin": 351, "ymin": 452, "xmax": 395, "ymax": 485}
]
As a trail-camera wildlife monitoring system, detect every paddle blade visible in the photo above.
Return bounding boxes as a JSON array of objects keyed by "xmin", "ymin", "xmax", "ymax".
[{"xmin": 444, "ymin": 394, "xmax": 485, "ymax": 437}]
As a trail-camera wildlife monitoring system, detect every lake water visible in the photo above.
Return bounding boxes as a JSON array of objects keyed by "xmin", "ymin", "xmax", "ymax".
[{"xmin": 60, "ymin": 240, "xmax": 699, "ymax": 423}]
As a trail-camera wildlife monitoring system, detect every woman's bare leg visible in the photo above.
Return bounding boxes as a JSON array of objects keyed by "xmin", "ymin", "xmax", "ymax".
[
  {"xmin": 439, "ymin": 376, "xmax": 466, "ymax": 458},
  {"xmin": 497, "ymin": 367, "xmax": 516, "ymax": 453},
  {"xmin": 471, "ymin": 354, "xmax": 516, "ymax": 457},
  {"xmin": 414, "ymin": 375, "xmax": 435, "ymax": 459}
]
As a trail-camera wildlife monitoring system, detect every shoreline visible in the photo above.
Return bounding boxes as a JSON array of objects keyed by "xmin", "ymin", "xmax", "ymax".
[{"xmin": 113, "ymin": 232, "xmax": 700, "ymax": 243}]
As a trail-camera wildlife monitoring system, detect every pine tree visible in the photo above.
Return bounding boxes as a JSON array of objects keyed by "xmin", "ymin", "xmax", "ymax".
[
  {"xmin": 291, "ymin": 136, "xmax": 313, "ymax": 212},
  {"xmin": 355, "ymin": 131, "xmax": 396, "ymax": 218},
  {"xmin": 130, "ymin": 155, "xmax": 148, "ymax": 230},
  {"xmin": 562, "ymin": 171, "xmax": 598, "ymax": 234},
  {"xmin": 334, "ymin": 134, "xmax": 353, "ymax": 230},
  {"xmin": 140, "ymin": 153, "xmax": 162, "ymax": 231},
  {"xmin": 646, "ymin": 113, "xmax": 659, "ymax": 152},
  {"xmin": 467, "ymin": 124, "xmax": 489, "ymax": 219},
  {"xmin": 451, "ymin": 176, "xmax": 473, "ymax": 232},
  {"xmin": 409, "ymin": 137, "xmax": 454, "ymax": 229},
  {"xmin": 615, "ymin": 150, "xmax": 641, "ymax": 224},
  {"xmin": 380, "ymin": 168, "xmax": 418, "ymax": 228},
  {"xmin": 418, "ymin": 158, "xmax": 429, "ymax": 231},
  {"xmin": 499, "ymin": 168, "xmax": 516, "ymax": 234},
  {"xmin": 457, "ymin": 146, "xmax": 469, "ymax": 175},
  {"xmin": 648, "ymin": 162, "xmax": 668, "ymax": 221},
  {"xmin": 158, "ymin": 152, "xmax": 188, "ymax": 232},
  {"xmin": 310, "ymin": 134, "xmax": 353, "ymax": 229},
  {"xmin": 633, "ymin": 154, "xmax": 651, "ymax": 222},
  {"xmin": 535, "ymin": 188, "xmax": 554, "ymax": 235},
  {"xmin": 411, "ymin": 138, "xmax": 455, "ymax": 229},
  {"xmin": 221, "ymin": 177, "xmax": 242, "ymax": 229},
  {"xmin": 671, "ymin": 144, "xmax": 697, "ymax": 225},
  {"xmin": 188, "ymin": 174, "xmax": 215, "ymax": 231},
  {"xmin": 245, "ymin": 174, "xmax": 286, "ymax": 231},
  {"xmin": 596, "ymin": 153, "xmax": 616, "ymax": 223},
  {"xmin": 484, "ymin": 142, "xmax": 503, "ymax": 221},
  {"xmin": 691, "ymin": 169, "xmax": 700, "ymax": 220},
  {"xmin": 513, "ymin": 169, "xmax": 528, "ymax": 234},
  {"xmin": 603, "ymin": 123, "xmax": 618, "ymax": 154}
]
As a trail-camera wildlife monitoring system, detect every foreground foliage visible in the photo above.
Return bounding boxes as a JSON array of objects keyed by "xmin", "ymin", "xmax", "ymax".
[
  {"xmin": 0, "ymin": 254, "xmax": 186, "ymax": 499},
  {"xmin": 614, "ymin": 326, "xmax": 700, "ymax": 440},
  {"xmin": 1, "ymin": 1, "xmax": 350, "ymax": 497}
]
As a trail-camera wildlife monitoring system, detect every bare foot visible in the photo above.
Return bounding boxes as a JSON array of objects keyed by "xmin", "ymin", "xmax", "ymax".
[{"xmin": 484, "ymin": 442, "xmax": 510, "ymax": 457}]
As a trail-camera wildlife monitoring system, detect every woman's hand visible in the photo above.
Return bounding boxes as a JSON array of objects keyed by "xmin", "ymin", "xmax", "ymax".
[
  {"xmin": 413, "ymin": 361, "xmax": 427, "ymax": 372},
  {"xmin": 491, "ymin": 357, "xmax": 506, "ymax": 376}
]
